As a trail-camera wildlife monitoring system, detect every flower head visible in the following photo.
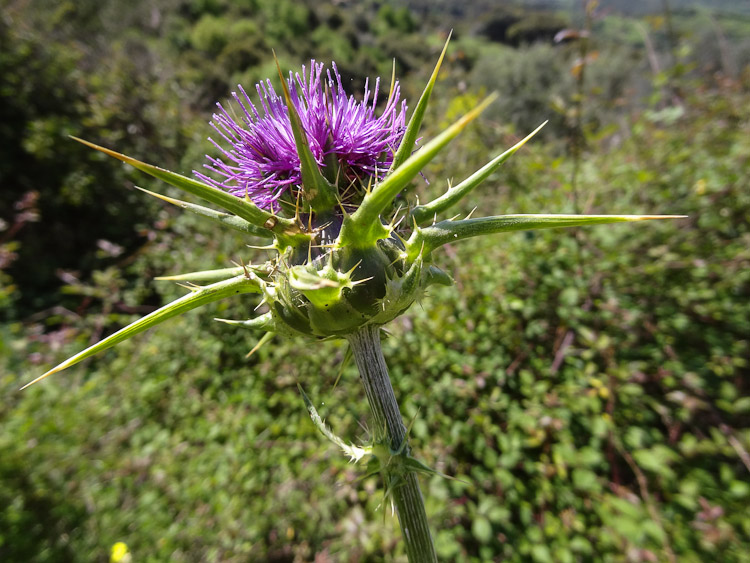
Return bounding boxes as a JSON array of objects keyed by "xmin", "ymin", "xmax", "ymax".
[{"xmin": 196, "ymin": 61, "xmax": 407, "ymax": 211}]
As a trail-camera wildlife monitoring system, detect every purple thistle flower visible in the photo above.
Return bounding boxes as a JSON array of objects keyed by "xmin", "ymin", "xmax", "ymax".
[{"xmin": 195, "ymin": 61, "xmax": 407, "ymax": 211}]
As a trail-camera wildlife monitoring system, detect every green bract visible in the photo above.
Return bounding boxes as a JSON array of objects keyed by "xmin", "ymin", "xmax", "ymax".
[{"xmin": 21, "ymin": 40, "xmax": 682, "ymax": 389}]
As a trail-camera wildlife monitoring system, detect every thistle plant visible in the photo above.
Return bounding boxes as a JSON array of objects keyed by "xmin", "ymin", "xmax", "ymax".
[{"xmin": 22, "ymin": 41, "xmax": 681, "ymax": 562}]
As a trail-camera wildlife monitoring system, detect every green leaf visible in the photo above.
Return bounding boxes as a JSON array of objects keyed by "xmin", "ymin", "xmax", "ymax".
[
  {"xmin": 339, "ymin": 93, "xmax": 498, "ymax": 247},
  {"xmin": 530, "ymin": 545, "xmax": 554, "ymax": 563},
  {"xmin": 409, "ymin": 214, "xmax": 687, "ymax": 257},
  {"xmin": 571, "ymin": 468, "xmax": 600, "ymax": 492},
  {"xmin": 134, "ymin": 186, "xmax": 271, "ymax": 238},
  {"xmin": 71, "ymin": 137, "xmax": 308, "ymax": 247},
  {"xmin": 390, "ymin": 31, "xmax": 452, "ymax": 173},
  {"xmin": 641, "ymin": 519, "xmax": 667, "ymax": 544},
  {"xmin": 410, "ymin": 121, "xmax": 547, "ymax": 224},
  {"xmin": 472, "ymin": 515, "xmax": 493, "ymax": 544},
  {"xmin": 20, "ymin": 274, "xmax": 262, "ymax": 389}
]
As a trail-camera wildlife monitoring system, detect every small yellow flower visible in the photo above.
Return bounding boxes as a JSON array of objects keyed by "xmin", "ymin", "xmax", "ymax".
[{"xmin": 110, "ymin": 542, "xmax": 131, "ymax": 563}]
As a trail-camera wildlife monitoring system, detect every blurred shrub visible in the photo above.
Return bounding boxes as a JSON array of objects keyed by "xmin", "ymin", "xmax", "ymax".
[
  {"xmin": 1, "ymin": 2, "xmax": 749, "ymax": 562},
  {"xmin": 467, "ymin": 39, "xmax": 646, "ymax": 144},
  {"xmin": 469, "ymin": 42, "xmax": 574, "ymax": 137},
  {"xmin": 0, "ymin": 13, "xmax": 171, "ymax": 318}
]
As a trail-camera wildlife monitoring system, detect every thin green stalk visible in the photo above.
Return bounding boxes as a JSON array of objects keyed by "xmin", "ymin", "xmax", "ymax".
[{"xmin": 346, "ymin": 325, "xmax": 437, "ymax": 563}]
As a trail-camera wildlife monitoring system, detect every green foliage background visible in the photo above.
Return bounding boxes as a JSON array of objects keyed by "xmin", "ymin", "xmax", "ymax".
[{"xmin": 1, "ymin": 0, "xmax": 748, "ymax": 561}]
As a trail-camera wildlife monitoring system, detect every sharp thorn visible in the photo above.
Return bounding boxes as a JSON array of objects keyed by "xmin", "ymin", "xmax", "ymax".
[{"xmin": 246, "ymin": 332, "xmax": 274, "ymax": 358}]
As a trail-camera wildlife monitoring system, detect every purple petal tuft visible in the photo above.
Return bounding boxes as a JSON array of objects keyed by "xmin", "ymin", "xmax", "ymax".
[{"xmin": 195, "ymin": 61, "xmax": 407, "ymax": 211}]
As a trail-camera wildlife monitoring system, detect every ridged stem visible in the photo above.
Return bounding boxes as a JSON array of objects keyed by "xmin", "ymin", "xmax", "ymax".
[{"xmin": 346, "ymin": 325, "xmax": 437, "ymax": 563}]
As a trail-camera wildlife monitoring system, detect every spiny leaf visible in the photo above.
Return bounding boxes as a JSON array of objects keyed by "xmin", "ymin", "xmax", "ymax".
[
  {"xmin": 410, "ymin": 121, "xmax": 548, "ymax": 224},
  {"xmin": 332, "ymin": 344, "xmax": 353, "ymax": 390},
  {"xmin": 71, "ymin": 137, "xmax": 308, "ymax": 247},
  {"xmin": 134, "ymin": 187, "xmax": 270, "ymax": 237},
  {"xmin": 400, "ymin": 455, "xmax": 466, "ymax": 483},
  {"xmin": 298, "ymin": 383, "xmax": 371, "ymax": 463},
  {"xmin": 155, "ymin": 266, "xmax": 246, "ymax": 284},
  {"xmin": 390, "ymin": 31, "xmax": 452, "ymax": 173},
  {"xmin": 409, "ymin": 214, "xmax": 687, "ymax": 257},
  {"xmin": 339, "ymin": 93, "xmax": 498, "ymax": 248},
  {"xmin": 424, "ymin": 265, "xmax": 453, "ymax": 287},
  {"xmin": 246, "ymin": 331, "xmax": 275, "ymax": 358},
  {"xmin": 214, "ymin": 311, "xmax": 275, "ymax": 332},
  {"xmin": 21, "ymin": 275, "xmax": 262, "ymax": 389}
]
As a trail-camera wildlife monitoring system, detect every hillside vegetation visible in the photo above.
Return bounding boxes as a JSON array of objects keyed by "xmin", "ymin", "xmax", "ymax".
[{"xmin": 1, "ymin": 1, "xmax": 748, "ymax": 561}]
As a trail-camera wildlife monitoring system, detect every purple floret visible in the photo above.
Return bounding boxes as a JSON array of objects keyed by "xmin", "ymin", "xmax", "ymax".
[{"xmin": 195, "ymin": 61, "xmax": 407, "ymax": 211}]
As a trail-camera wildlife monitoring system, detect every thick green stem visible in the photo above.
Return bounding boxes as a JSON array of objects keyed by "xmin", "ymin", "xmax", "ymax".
[{"xmin": 346, "ymin": 325, "xmax": 437, "ymax": 563}]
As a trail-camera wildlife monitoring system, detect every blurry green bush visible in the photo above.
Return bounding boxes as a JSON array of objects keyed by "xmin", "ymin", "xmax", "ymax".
[{"xmin": 1, "ymin": 1, "xmax": 749, "ymax": 561}]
